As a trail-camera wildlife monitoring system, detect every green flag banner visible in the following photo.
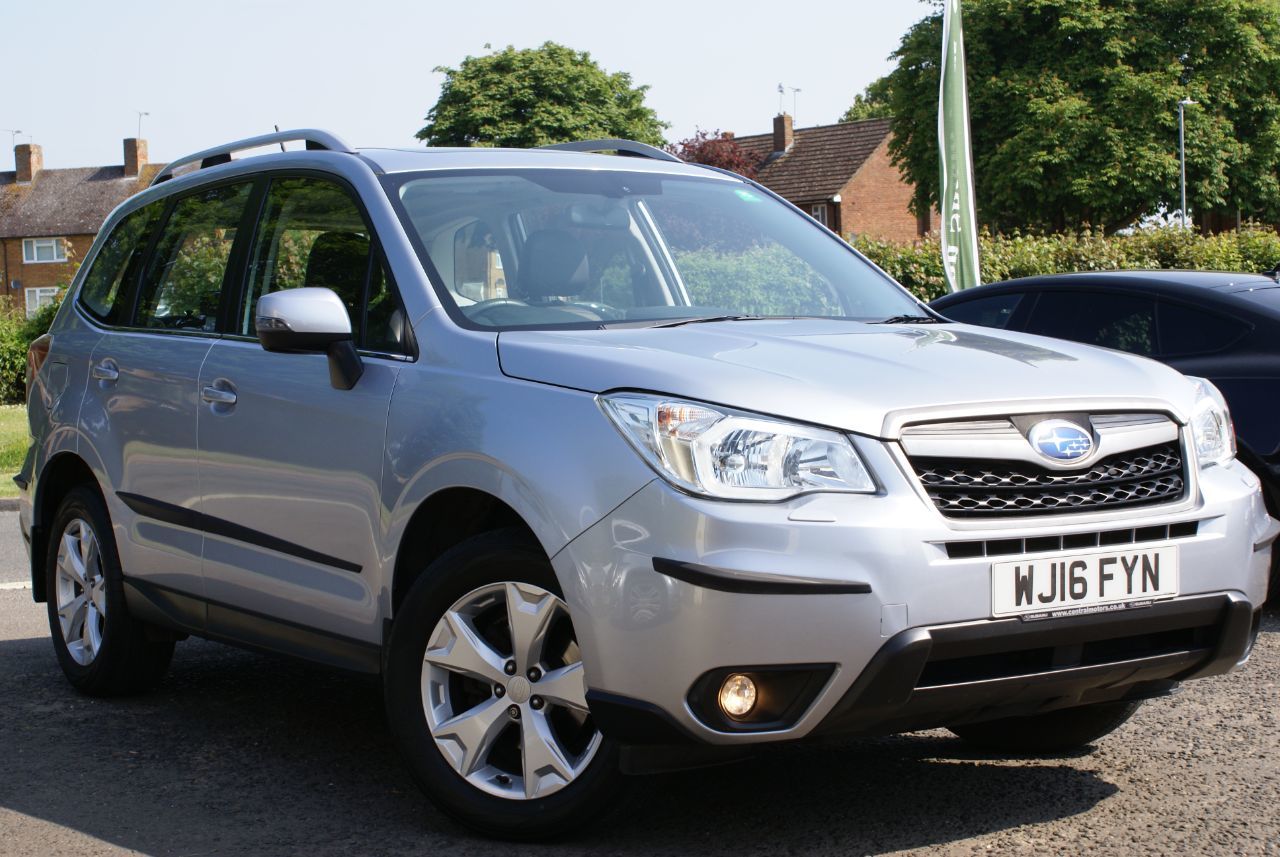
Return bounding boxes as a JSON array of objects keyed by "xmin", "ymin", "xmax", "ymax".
[{"xmin": 939, "ymin": 0, "xmax": 981, "ymax": 291}]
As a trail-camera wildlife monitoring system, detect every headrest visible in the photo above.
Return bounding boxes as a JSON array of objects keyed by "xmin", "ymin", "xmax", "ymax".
[
  {"xmin": 304, "ymin": 232, "xmax": 370, "ymax": 308},
  {"xmin": 518, "ymin": 230, "xmax": 589, "ymax": 299}
]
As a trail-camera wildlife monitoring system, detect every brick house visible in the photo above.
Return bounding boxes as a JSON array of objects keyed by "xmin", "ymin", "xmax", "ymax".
[
  {"xmin": 732, "ymin": 114, "xmax": 931, "ymax": 243},
  {"xmin": 0, "ymin": 139, "xmax": 160, "ymax": 316}
]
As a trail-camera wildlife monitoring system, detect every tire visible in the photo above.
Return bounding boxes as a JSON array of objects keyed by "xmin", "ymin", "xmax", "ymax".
[
  {"xmin": 384, "ymin": 528, "xmax": 624, "ymax": 839},
  {"xmin": 45, "ymin": 485, "xmax": 175, "ymax": 696},
  {"xmin": 949, "ymin": 700, "xmax": 1143, "ymax": 754}
]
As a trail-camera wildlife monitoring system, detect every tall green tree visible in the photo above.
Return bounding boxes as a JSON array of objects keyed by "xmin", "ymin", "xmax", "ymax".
[
  {"xmin": 840, "ymin": 77, "xmax": 894, "ymax": 122},
  {"xmin": 417, "ymin": 42, "xmax": 668, "ymax": 148},
  {"xmin": 877, "ymin": 0, "xmax": 1280, "ymax": 232}
]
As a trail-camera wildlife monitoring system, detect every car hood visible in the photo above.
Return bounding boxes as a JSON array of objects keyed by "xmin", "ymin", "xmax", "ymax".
[{"xmin": 497, "ymin": 320, "xmax": 1198, "ymax": 438}]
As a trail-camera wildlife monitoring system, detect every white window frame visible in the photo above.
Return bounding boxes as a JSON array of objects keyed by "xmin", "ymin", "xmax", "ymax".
[
  {"xmin": 25, "ymin": 286, "xmax": 61, "ymax": 318},
  {"xmin": 810, "ymin": 204, "xmax": 828, "ymax": 227},
  {"xmin": 22, "ymin": 237, "xmax": 67, "ymax": 264}
]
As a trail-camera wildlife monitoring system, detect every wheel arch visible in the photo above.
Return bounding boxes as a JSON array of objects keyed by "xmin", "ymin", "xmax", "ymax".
[
  {"xmin": 30, "ymin": 452, "xmax": 106, "ymax": 602},
  {"xmin": 390, "ymin": 486, "xmax": 541, "ymax": 616}
]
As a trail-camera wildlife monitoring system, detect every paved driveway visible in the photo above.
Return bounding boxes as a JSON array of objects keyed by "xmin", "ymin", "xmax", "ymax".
[{"xmin": 1, "ymin": 512, "xmax": 1276, "ymax": 855}]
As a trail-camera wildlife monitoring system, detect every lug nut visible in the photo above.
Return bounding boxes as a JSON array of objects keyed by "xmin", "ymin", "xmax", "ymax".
[
  {"xmin": 530, "ymin": 696, "xmax": 544, "ymax": 710},
  {"xmin": 507, "ymin": 705, "xmax": 521, "ymax": 719},
  {"xmin": 504, "ymin": 660, "xmax": 517, "ymax": 675},
  {"xmin": 527, "ymin": 667, "xmax": 542, "ymax": 682},
  {"xmin": 494, "ymin": 685, "xmax": 505, "ymax": 697}
]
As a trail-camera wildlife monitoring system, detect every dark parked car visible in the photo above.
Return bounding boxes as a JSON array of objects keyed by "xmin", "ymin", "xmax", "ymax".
[{"xmin": 932, "ymin": 270, "xmax": 1280, "ymax": 597}]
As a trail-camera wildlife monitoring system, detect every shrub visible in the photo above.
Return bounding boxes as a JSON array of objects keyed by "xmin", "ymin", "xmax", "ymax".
[
  {"xmin": 853, "ymin": 225, "xmax": 1280, "ymax": 303},
  {"xmin": 0, "ymin": 292, "xmax": 65, "ymax": 405}
]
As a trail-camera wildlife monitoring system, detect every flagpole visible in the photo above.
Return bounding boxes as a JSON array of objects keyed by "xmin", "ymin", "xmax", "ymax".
[{"xmin": 939, "ymin": 0, "xmax": 981, "ymax": 291}]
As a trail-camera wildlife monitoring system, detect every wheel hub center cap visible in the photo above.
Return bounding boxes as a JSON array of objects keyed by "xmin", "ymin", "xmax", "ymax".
[{"xmin": 506, "ymin": 676, "xmax": 532, "ymax": 704}]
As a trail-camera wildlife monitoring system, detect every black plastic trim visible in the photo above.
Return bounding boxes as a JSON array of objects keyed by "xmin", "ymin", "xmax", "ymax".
[
  {"xmin": 117, "ymin": 491, "xmax": 362, "ymax": 574},
  {"xmin": 585, "ymin": 689, "xmax": 701, "ymax": 745},
  {"xmin": 123, "ymin": 577, "xmax": 380, "ymax": 674},
  {"xmin": 812, "ymin": 592, "xmax": 1254, "ymax": 738},
  {"xmin": 652, "ymin": 557, "xmax": 872, "ymax": 595}
]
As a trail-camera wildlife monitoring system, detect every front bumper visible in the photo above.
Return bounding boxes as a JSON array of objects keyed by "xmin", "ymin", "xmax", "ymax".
[{"xmin": 554, "ymin": 448, "xmax": 1275, "ymax": 746}]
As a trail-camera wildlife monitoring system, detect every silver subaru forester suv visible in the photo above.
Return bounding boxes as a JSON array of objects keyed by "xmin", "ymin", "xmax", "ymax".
[{"xmin": 20, "ymin": 129, "xmax": 1276, "ymax": 838}]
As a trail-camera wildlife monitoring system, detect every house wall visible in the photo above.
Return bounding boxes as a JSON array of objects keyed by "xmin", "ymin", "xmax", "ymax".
[
  {"xmin": 0, "ymin": 235, "xmax": 90, "ymax": 311},
  {"xmin": 837, "ymin": 137, "xmax": 925, "ymax": 243}
]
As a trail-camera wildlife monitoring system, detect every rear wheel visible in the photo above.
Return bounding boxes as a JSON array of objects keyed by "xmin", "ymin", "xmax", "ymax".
[
  {"xmin": 384, "ymin": 529, "xmax": 623, "ymax": 839},
  {"xmin": 46, "ymin": 486, "xmax": 174, "ymax": 695},
  {"xmin": 949, "ymin": 700, "xmax": 1143, "ymax": 753}
]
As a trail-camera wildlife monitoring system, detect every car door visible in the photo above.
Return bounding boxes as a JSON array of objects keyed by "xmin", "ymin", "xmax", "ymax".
[
  {"xmin": 81, "ymin": 181, "xmax": 255, "ymax": 615},
  {"xmin": 196, "ymin": 174, "xmax": 410, "ymax": 654}
]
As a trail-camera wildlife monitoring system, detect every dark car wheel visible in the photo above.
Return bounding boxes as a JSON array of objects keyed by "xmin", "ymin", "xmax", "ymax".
[
  {"xmin": 949, "ymin": 700, "xmax": 1143, "ymax": 754},
  {"xmin": 46, "ymin": 486, "xmax": 175, "ymax": 695},
  {"xmin": 384, "ymin": 528, "xmax": 625, "ymax": 839}
]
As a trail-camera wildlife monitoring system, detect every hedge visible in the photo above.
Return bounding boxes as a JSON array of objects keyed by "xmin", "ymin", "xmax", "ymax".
[
  {"xmin": 0, "ymin": 296, "xmax": 63, "ymax": 405},
  {"xmin": 852, "ymin": 225, "xmax": 1280, "ymax": 303}
]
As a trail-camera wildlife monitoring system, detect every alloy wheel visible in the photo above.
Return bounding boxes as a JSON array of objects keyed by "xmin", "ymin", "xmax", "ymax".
[
  {"xmin": 54, "ymin": 518, "xmax": 107, "ymax": 666},
  {"xmin": 421, "ymin": 581, "xmax": 601, "ymax": 800}
]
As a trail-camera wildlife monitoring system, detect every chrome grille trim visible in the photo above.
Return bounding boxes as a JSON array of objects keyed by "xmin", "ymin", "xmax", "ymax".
[{"xmin": 910, "ymin": 440, "xmax": 1187, "ymax": 518}]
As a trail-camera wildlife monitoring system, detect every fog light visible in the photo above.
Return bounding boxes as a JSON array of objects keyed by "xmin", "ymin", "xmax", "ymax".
[{"xmin": 718, "ymin": 673, "xmax": 757, "ymax": 719}]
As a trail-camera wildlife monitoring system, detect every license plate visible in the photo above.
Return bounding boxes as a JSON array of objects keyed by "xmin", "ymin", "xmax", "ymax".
[{"xmin": 991, "ymin": 544, "xmax": 1179, "ymax": 618}]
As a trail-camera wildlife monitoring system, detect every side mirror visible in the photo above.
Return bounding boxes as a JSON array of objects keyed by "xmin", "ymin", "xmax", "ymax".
[{"xmin": 255, "ymin": 287, "xmax": 364, "ymax": 390}]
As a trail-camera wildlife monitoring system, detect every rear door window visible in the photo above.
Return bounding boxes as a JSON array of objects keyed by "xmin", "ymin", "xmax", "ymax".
[
  {"xmin": 135, "ymin": 182, "xmax": 254, "ymax": 332},
  {"xmin": 1025, "ymin": 291, "xmax": 1157, "ymax": 356},
  {"xmin": 1157, "ymin": 301, "xmax": 1249, "ymax": 357},
  {"xmin": 78, "ymin": 202, "xmax": 164, "ymax": 325},
  {"xmin": 937, "ymin": 292, "xmax": 1024, "ymax": 329}
]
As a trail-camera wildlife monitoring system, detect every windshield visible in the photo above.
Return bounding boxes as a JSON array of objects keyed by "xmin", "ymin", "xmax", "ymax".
[{"xmin": 384, "ymin": 168, "xmax": 922, "ymax": 329}]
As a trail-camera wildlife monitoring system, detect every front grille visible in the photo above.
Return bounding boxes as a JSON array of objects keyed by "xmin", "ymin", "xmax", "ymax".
[{"xmin": 912, "ymin": 442, "xmax": 1186, "ymax": 518}]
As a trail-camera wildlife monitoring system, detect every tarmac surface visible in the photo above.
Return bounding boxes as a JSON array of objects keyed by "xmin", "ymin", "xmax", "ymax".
[{"xmin": 0, "ymin": 511, "xmax": 1276, "ymax": 856}]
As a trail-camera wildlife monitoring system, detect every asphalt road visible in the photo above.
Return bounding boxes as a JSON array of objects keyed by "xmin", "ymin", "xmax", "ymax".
[{"xmin": 1, "ymin": 511, "xmax": 1277, "ymax": 856}]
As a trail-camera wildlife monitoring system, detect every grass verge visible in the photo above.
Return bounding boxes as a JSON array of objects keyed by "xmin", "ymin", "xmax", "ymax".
[{"xmin": 0, "ymin": 405, "xmax": 29, "ymax": 499}]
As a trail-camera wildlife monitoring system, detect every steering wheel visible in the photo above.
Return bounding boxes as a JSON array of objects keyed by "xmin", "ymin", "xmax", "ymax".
[{"xmin": 466, "ymin": 298, "xmax": 529, "ymax": 323}]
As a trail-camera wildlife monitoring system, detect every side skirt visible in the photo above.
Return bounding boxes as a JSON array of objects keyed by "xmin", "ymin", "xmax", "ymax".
[{"xmin": 123, "ymin": 577, "xmax": 381, "ymax": 674}]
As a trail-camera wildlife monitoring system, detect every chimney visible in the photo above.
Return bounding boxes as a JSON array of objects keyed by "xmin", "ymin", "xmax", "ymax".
[
  {"xmin": 123, "ymin": 138, "xmax": 148, "ymax": 177},
  {"xmin": 15, "ymin": 143, "xmax": 42, "ymax": 182},
  {"xmin": 772, "ymin": 113, "xmax": 794, "ymax": 154}
]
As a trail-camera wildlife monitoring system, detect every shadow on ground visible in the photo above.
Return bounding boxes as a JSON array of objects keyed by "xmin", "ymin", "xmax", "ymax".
[
  {"xmin": 19, "ymin": 615, "xmax": 1269, "ymax": 856},
  {"xmin": 0, "ymin": 633, "xmax": 1138, "ymax": 856}
]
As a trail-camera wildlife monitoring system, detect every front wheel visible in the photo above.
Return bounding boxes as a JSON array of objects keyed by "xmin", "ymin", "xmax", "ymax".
[
  {"xmin": 384, "ymin": 529, "xmax": 623, "ymax": 839},
  {"xmin": 949, "ymin": 700, "xmax": 1143, "ymax": 754}
]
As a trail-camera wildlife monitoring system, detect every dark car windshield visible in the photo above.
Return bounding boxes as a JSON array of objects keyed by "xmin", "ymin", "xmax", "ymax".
[{"xmin": 383, "ymin": 168, "xmax": 921, "ymax": 330}]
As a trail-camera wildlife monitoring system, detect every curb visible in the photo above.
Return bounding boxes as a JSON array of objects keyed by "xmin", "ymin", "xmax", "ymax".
[{"xmin": 0, "ymin": 499, "xmax": 19, "ymax": 512}]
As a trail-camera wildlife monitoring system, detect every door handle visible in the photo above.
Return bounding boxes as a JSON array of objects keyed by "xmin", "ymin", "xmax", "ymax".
[
  {"xmin": 201, "ymin": 385, "xmax": 237, "ymax": 406},
  {"xmin": 91, "ymin": 359, "xmax": 119, "ymax": 383}
]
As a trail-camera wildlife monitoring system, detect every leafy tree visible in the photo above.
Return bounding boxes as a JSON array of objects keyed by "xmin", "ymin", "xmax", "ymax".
[
  {"xmin": 667, "ymin": 129, "xmax": 763, "ymax": 178},
  {"xmin": 417, "ymin": 42, "xmax": 668, "ymax": 148},
  {"xmin": 878, "ymin": 0, "xmax": 1280, "ymax": 232},
  {"xmin": 840, "ymin": 77, "xmax": 894, "ymax": 122}
]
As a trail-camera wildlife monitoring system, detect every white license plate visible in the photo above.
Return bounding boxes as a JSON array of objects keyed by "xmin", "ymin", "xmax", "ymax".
[{"xmin": 991, "ymin": 544, "xmax": 1179, "ymax": 618}]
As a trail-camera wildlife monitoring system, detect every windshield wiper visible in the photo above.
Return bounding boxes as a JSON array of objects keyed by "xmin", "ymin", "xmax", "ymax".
[
  {"xmin": 646, "ymin": 315, "xmax": 779, "ymax": 329},
  {"xmin": 873, "ymin": 314, "xmax": 944, "ymax": 325}
]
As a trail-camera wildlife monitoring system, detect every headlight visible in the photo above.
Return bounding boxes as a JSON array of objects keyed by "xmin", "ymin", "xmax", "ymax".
[
  {"xmin": 1187, "ymin": 377, "xmax": 1236, "ymax": 468},
  {"xmin": 599, "ymin": 393, "xmax": 875, "ymax": 500}
]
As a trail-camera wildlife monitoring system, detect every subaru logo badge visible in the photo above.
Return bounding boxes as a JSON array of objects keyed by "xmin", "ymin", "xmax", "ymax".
[{"xmin": 1028, "ymin": 420, "xmax": 1094, "ymax": 462}]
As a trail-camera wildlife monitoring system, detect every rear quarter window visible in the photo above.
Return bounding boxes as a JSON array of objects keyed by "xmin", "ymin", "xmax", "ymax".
[
  {"xmin": 77, "ymin": 203, "xmax": 164, "ymax": 325},
  {"xmin": 1157, "ymin": 301, "xmax": 1249, "ymax": 357}
]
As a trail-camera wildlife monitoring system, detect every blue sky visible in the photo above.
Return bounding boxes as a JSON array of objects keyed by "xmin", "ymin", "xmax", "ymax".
[{"xmin": 5, "ymin": 0, "xmax": 929, "ymax": 170}]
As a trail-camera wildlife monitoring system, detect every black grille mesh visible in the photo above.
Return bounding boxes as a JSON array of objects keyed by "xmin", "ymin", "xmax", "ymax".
[{"xmin": 912, "ymin": 442, "xmax": 1185, "ymax": 517}]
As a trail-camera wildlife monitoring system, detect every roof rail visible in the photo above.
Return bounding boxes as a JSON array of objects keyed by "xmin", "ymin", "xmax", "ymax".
[
  {"xmin": 537, "ymin": 138, "xmax": 682, "ymax": 163},
  {"xmin": 151, "ymin": 128, "xmax": 355, "ymax": 186}
]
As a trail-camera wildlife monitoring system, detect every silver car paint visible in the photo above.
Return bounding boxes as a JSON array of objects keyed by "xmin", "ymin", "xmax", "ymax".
[
  {"xmin": 497, "ymin": 321, "xmax": 1204, "ymax": 438},
  {"xmin": 20, "ymin": 145, "xmax": 1276, "ymax": 748}
]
